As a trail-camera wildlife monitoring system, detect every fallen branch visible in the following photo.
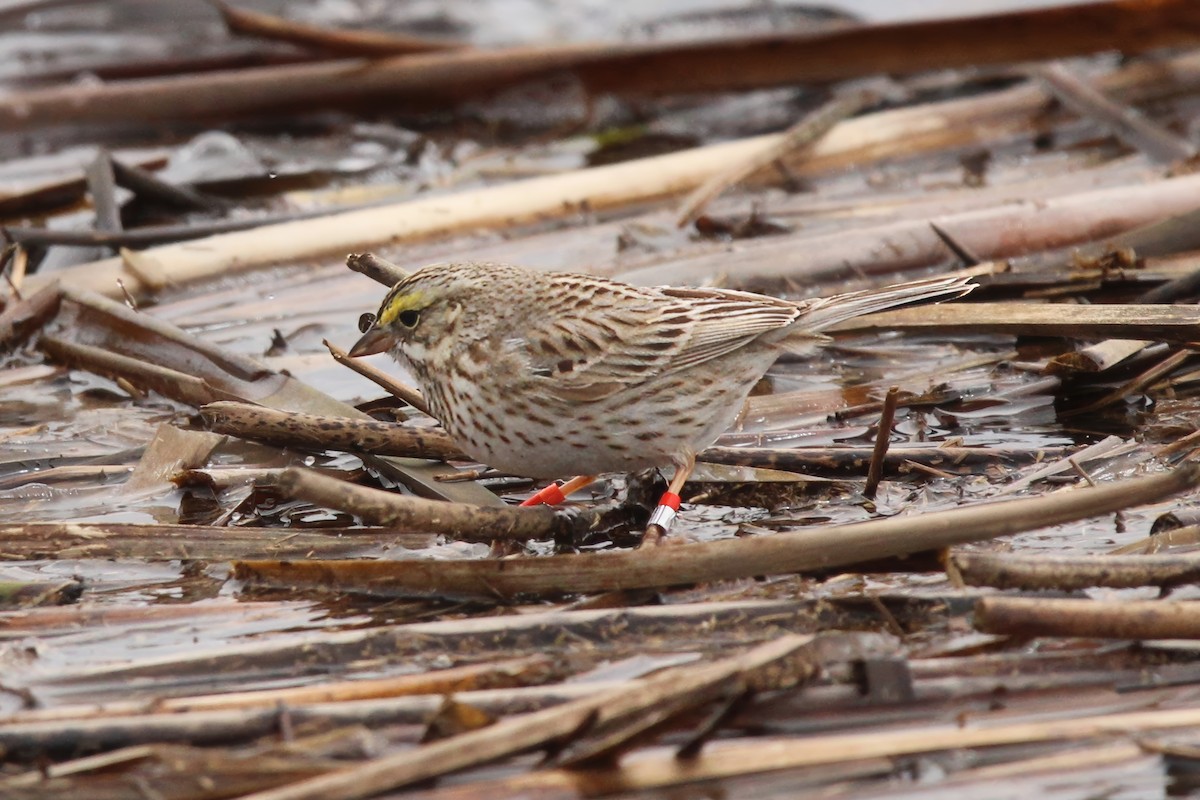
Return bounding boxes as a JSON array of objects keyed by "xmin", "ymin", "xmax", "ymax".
[
  {"xmin": 236, "ymin": 465, "xmax": 1200, "ymax": 599},
  {"xmin": 201, "ymin": 402, "xmax": 461, "ymax": 460}
]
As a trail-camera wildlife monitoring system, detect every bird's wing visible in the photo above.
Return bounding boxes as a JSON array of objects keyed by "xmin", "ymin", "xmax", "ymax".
[
  {"xmin": 511, "ymin": 285, "xmax": 801, "ymax": 403},
  {"xmin": 655, "ymin": 287, "xmax": 804, "ymax": 370}
]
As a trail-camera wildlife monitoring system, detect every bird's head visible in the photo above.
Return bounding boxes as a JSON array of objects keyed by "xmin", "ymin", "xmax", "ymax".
[{"xmin": 349, "ymin": 262, "xmax": 506, "ymax": 358}]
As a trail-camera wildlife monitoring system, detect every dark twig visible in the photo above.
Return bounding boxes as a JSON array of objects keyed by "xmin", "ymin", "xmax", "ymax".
[
  {"xmin": 928, "ymin": 221, "xmax": 982, "ymax": 266},
  {"xmin": 673, "ymin": 687, "xmax": 755, "ymax": 759},
  {"xmin": 863, "ymin": 386, "xmax": 899, "ymax": 500},
  {"xmin": 111, "ymin": 158, "xmax": 229, "ymax": 213}
]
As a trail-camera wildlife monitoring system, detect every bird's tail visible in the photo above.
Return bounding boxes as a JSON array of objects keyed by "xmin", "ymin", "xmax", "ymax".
[{"xmin": 795, "ymin": 274, "xmax": 974, "ymax": 334}]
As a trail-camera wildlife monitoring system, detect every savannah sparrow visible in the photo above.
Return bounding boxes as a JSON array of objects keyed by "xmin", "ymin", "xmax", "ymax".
[{"xmin": 351, "ymin": 261, "xmax": 972, "ymax": 534}]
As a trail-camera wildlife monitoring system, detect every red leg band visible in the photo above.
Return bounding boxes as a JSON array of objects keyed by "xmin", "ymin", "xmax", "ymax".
[{"xmin": 520, "ymin": 483, "xmax": 566, "ymax": 507}]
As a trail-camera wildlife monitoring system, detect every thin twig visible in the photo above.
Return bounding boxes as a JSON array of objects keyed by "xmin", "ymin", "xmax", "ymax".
[
  {"xmin": 323, "ymin": 339, "xmax": 430, "ymax": 415},
  {"xmin": 346, "ymin": 252, "xmax": 409, "ymax": 287},
  {"xmin": 115, "ymin": 279, "xmax": 138, "ymax": 311},
  {"xmin": 1067, "ymin": 457, "xmax": 1098, "ymax": 487},
  {"xmin": 213, "ymin": 0, "xmax": 465, "ymax": 56},
  {"xmin": 928, "ymin": 221, "xmax": 982, "ymax": 266}
]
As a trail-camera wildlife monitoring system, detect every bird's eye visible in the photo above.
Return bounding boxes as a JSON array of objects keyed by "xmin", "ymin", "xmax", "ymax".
[
  {"xmin": 357, "ymin": 312, "xmax": 376, "ymax": 333},
  {"xmin": 398, "ymin": 309, "xmax": 420, "ymax": 328}
]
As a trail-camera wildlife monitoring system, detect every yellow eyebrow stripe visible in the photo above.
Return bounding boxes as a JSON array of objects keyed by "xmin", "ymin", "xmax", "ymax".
[{"xmin": 378, "ymin": 290, "xmax": 425, "ymax": 325}]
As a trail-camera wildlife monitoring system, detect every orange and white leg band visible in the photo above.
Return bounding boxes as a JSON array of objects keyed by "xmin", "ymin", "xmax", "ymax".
[{"xmin": 647, "ymin": 492, "xmax": 682, "ymax": 530}]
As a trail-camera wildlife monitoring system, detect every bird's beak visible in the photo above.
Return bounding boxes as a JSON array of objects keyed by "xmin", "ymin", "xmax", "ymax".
[{"xmin": 349, "ymin": 326, "xmax": 395, "ymax": 357}]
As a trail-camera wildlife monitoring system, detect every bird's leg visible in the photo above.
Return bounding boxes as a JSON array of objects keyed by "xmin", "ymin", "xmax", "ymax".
[
  {"xmin": 520, "ymin": 474, "xmax": 597, "ymax": 507},
  {"xmin": 643, "ymin": 449, "xmax": 696, "ymax": 545}
]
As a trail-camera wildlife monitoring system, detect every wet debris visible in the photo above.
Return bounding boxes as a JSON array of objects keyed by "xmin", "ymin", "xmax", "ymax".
[{"xmin": 9, "ymin": 2, "xmax": 1200, "ymax": 798}]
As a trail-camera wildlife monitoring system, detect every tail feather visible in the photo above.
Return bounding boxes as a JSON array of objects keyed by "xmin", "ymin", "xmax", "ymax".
[{"xmin": 796, "ymin": 275, "xmax": 974, "ymax": 334}]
